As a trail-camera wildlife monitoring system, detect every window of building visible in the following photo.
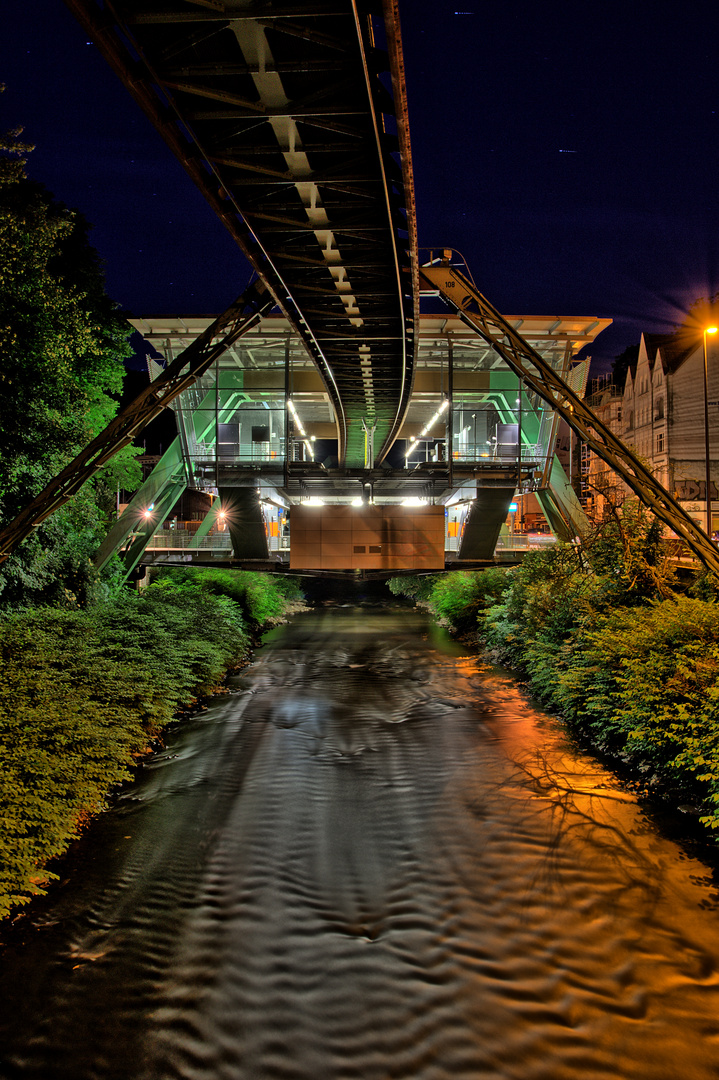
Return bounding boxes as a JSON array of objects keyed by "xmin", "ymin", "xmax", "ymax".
[
  {"xmin": 655, "ymin": 397, "xmax": 664, "ymax": 419},
  {"xmin": 656, "ymin": 432, "xmax": 665, "ymax": 454}
]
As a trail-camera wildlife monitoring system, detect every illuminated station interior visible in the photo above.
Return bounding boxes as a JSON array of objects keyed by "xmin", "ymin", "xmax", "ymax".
[{"xmin": 103, "ymin": 309, "xmax": 610, "ymax": 576}]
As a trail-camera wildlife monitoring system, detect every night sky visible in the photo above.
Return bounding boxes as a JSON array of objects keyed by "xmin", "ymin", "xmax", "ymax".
[{"xmin": 3, "ymin": 0, "xmax": 719, "ymax": 374}]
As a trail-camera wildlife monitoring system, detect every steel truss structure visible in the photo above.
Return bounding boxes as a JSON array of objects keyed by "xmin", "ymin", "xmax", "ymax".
[
  {"xmin": 1, "ymin": 8, "xmax": 716, "ymax": 574},
  {"xmin": 0, "ymin": 280, "xmax": 275, "ymax": 564},
  {"xmin": 64, "ymin": 0, "xmax": 418, "ymax": 468},
  {"xmin": 420, "ymin": 255, "xmax": 719, "ymax": 575}
]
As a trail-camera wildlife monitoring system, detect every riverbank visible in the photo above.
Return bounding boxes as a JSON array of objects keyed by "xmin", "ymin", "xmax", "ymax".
[
  {"xmin": 388, "ymin": 539, "xmax": 719, "ymax": 844},
  {"xmin": 6, "ymin": 604, "xmax": 719, "ymax": 1080},
  {"xmin": 0, "ymin": 568, "xmax": 304, "ymax": 920}
]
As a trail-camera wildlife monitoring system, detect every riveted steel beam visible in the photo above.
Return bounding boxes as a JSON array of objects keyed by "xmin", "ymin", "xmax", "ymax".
[
  {"xmin": 0, "ymin": 280, "xmax": 275, "ymax": 564},
  {"xmin": 420, "ymin": 260, "xmax": 719, "ymax": 575},
  {"xmin": 62, "ymin": 0, "xmax": 418, "ymax": 470}
]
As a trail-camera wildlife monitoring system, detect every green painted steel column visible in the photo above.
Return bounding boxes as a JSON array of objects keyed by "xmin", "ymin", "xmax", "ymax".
[
  {"xmin": 94, "ymin": 439, "xmax": 187, "ymax": 570},
  {"xmin": 189, "ymin": 497, "xmax": 222, "ymax": 548},
  {"xmin": 119, "ymin": 479, "xmax": 188, "ymax": 578}
]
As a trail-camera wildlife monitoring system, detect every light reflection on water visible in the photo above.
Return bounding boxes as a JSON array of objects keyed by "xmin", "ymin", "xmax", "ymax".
[{"xmin": 2, "ymin": 606, "xmax": 719, "ymax": 1079}]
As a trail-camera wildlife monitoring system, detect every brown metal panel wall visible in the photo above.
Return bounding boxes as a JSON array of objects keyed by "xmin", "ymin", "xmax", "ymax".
[{"xmin": 290, "ymin": 505, "xmax": 444, "ymax": 571}]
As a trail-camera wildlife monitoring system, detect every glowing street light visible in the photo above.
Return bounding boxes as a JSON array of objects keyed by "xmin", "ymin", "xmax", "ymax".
[{"xmin": 703, "ymin": 326, "xmax": 718, "ymax": 535}]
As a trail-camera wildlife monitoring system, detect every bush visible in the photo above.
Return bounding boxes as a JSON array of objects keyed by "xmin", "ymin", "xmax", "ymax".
[
  {"xmin": 387, "ymin": 574, "xmax": 438, "ymax": 603},
  {"xmin": 553, "ymin": 599, "xmax": 719, "ymax": 818},
  {"xmin": 484, "ymin": 545, "xmax": 601, "ymax": 671},
  {"xmin": 429, "ymin": 569, "xmax": 509, "ymax": 633},
  {"xmin": 153, "ymin": 567, "xmax": 302, "ymax": 626},
  {"xmin": 395, "ymin": 532, "xmax": 719, "ymax": 840},
  {"xmin": 0, "ymin": 570, "xmax": 304, "ymax": 918},
  {"xmin": 388, "ymin": 569, "xmax": 509, "ymax": 634}
]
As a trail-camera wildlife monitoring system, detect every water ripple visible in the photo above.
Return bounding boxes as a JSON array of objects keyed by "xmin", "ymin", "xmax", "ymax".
[{"xmin": 2, "ymin": 608, "xmax": 719, "ymax": 1079}]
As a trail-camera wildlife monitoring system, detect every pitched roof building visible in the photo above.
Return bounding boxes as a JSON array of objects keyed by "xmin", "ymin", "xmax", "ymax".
[{"xmin": 586, "ymin": 331, "xmax": 719, "ymax": 532}]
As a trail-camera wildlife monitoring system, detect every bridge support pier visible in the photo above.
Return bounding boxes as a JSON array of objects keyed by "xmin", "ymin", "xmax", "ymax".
[{"xmin": 219, "ymin": 489, "xmax": 269, "ymax": 561}]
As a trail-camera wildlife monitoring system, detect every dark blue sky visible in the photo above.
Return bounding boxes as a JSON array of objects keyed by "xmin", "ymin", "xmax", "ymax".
[{"xmin": 3, "ymin": 1, "xmax": 719, "ymax": 372}]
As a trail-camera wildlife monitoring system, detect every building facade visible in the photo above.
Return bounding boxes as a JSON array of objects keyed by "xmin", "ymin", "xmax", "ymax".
[{"xmin": 586, "ymin": 332, "xmax": 719, "ymax": 531}]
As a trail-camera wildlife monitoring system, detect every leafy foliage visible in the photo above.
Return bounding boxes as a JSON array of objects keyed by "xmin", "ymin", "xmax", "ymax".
[
  {"xmin": 611, "ymin": 343, "xmax": 639, "ymax": 391},
  {"xmin": 386, "ymin": 574, "xmax": 438, "ymax": 603},
  {"xmin": 388, "ymin": 568, "xmax": 508, "ymax": 634},
  {"xmin": 153, "ymin": 567, "xmax": 304, "ymax": 626},
  {"xmin": 0, "ymin": 121, "xmax": 308, "ymax": 919},
  {"xmin": 584, "ymin": 496, "xmax": 676, "ymax": 601},
  {"xmin": 428, "ymin": 569, "xmax": 509, "ymax": 633},
  {"xmin": 0, "ymin": 125, "xmax": 139, "ymax": 608},
  {"xmin": 393, "ymin": 513, "xmax": 719, "ymax": 839},
  {"xmin": 551, "ymin": 600, "xmax": 719, "ymax": 825},
  {"xmin": 0, "ymin": 571, "xmax": 303, "ymax": 918}
]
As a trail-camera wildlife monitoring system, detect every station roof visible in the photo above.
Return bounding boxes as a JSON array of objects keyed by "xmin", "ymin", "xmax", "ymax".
[
  {"xmin": 131, "ymin": 311, "xmax": 611, "ymax": 370},
  {"xmin": 131, "ymin": 311, "xmax": 610, "ymax": 445}
]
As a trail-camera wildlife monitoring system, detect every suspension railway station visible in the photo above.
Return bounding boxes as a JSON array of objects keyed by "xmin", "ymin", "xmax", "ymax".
[
  {"xmin": 103, "ymin": 301, "xmax": 609, "ymax": 578},
  {"xmin": 2, "ymin": 0, "xmax": 719, "ymax": 579}
]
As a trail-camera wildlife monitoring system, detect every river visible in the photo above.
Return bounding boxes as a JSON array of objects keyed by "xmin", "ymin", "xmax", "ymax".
[{"xmin": 2, "ymin": 604, "xmax": 719, "ymax": 1079}]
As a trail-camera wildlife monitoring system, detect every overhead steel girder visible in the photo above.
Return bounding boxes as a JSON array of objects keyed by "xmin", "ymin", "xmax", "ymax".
[
  {"xmin": 63, "ymin": 0, "xmax": 349, "ymax": 460},
  {"xmin": 420, "ymin": 261, "xmax": 719, "ymax": 575},
  {"xmin": 63, "ymin": 0, "xmax": 419, "ymax": 469},
  {"xmin": 0, "ymin": 279, "xmax": 275, "ymax": 565}
]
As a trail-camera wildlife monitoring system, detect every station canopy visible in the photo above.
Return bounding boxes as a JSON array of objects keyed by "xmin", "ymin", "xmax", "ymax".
[{"xmin": 130, "ymin": 311, "xmax": 612, "ymax": 455}]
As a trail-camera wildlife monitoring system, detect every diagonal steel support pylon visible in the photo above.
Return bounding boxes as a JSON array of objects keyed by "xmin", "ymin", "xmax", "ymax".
[
  {"xmin": 420, "ymin": 258, "xmax": 719, "ymax": 576},
  {"xmin": 0, "ymin": 278, "xmax": 275, "ymax": 564}
]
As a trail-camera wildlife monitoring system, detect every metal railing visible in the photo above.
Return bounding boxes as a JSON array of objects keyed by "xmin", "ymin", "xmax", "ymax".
[
  {"xmin": 142, "ymin": 530, "xmax": 289, "ymax": 553},
  {"xmin": 142, "ymin": 526, "xmax": 554, "ymax": 557},
  {"xmin": 451, "ymin": 442, "xmax": 545, "ymax": 464},
  {"xmin": 494, "ymin": 533, "xmax": 556, "ymax": 551},
  {"xmin": 144, "ymin": 531, "xmax": 232, "ymax": 551}
]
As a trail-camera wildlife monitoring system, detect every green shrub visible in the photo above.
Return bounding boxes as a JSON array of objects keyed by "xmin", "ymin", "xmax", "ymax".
[
  {"xmin": 389, "ymin": 569, "xmax": 509, "ymax": 633},
  {"xmin": 153, "ymin": 567, "xmax": 301, "ymax": 626},
  {"xmin": 401, "ymin": 532, "xmax": 719, "ymax": 839},
  {"xmin": 483, "ymin": 545, "xmax": 600, "ymax": 672},
  {"xmin": 428, "ymin": 569, "xmax": 509, "ymax": 633},
  {"xmin": 584, "ymin": 498, "xmax": 676, "ymax": 602},
  {"xmin": 0, "ymin": 568, "xmax": 304, "ymax": 919},
  {"xmin": 555, "ymin": 599, "xmax": 719, "ymax": 810},
  {"xmin": 387, "ymin": 574, "xmax": 438, "ymax": 603}
]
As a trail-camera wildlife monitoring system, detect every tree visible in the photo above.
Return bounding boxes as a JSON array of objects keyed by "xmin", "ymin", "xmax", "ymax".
[
  {"xmin": 0, "ymin": 111, "xmax": 140, "ymax": 607},
  {"xmin": 584, "ymin": 495, "xmax": 676, "ymax": 601},
  {"xmin": 611, "ymin": 343, "xmax": 639, "ymax": 391}
]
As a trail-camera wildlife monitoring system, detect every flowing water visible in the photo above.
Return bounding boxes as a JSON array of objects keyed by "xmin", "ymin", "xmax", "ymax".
[{"xmin": 2, "ymin": 605, "xmax": 719, "ymax": 1079}]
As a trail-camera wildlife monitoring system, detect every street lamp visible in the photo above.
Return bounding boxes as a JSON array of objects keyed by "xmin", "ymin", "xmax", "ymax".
[{"xmin": 703, "ymin": 325, "xmax": 718, "ymax": 535}]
